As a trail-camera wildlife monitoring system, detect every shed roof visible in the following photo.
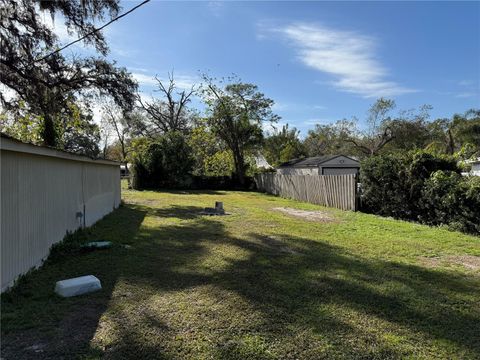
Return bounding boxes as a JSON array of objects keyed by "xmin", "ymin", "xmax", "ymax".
[{"xmin": 278, "ymin": 155, "xmax": 359, "ymax": 168}]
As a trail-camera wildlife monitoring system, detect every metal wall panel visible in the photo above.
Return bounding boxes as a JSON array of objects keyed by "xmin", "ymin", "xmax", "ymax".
[{"xmin": 1, "ymin": 149, "xmax": 120, "ymax": 291}]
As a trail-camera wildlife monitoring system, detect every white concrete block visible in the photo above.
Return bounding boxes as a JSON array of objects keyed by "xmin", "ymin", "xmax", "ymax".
[{"xmin": 55, "ymin": 275, "xmax": 101, "ymax": 297}]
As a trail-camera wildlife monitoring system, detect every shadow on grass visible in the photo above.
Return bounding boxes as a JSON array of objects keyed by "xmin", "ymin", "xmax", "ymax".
[
  {"xmin": 148, "ymin": 189, "xmax": 228, "ymax": 195},
  {"xmin": 104, "ymin": 206, "xmax": 479, "ymax": 358},
  {"xmin": 2, "ymin": 203, "xmax": 480, "ymax": 359},
  {"xmin": 150, "ymin": 205, "xmax": 207, "ymax": 220},
  {"xmin": 1, "ymin": 205, "xmax": 148, "ymax": 360}
]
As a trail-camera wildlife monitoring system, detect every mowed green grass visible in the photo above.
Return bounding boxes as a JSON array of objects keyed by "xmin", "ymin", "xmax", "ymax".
[{"xmin": 2, "ymin": 186, "xmax": 480, "ymax": 359}]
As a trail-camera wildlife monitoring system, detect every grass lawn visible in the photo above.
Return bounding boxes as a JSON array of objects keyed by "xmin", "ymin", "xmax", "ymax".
[{"xmin": 2, "ymin": 186, "xmax": 480, "ymax": 359}]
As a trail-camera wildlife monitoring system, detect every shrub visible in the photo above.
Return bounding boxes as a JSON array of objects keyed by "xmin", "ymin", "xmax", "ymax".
[
  {"xmin": 405, "ymin": 152, "xmax": 459, "ymax": 219},
  {"xmin": 360, "ymin": 153, "xmax": 411, "ymax": 218},
  {"xmin": 421, "ymin": 172, "xmax": 480, "ymax": 234},
  {"xmin": 360, "ymin": 150, "xmax": 478, "ymax": 234},
  {"xmin": 131, "ymin": 131, "xmax": 195, "ymax": 189}
]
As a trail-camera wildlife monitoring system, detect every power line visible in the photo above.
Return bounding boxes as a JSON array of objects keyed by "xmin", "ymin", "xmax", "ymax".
[{"xmin": 35, "ymin": 0, "xmax": 151, "ymax": 63}]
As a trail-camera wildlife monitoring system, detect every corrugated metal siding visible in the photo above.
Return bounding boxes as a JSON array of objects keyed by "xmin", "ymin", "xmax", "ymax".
[{"xmin": 1, "ymin": 149, "xmax": 120, "ymax": 291}]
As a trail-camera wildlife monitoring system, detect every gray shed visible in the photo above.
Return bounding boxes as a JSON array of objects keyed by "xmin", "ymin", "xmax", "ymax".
[{"xmin": 277, "ymin": 155, "xmax": 360, "ymax": 175}]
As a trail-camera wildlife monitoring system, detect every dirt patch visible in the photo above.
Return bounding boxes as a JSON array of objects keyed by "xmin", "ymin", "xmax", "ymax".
[
  {"xmin": 273, "ymin": 207, "xmax": 335, "ymax": 222},
  {"xmin": 419, "ymin": 255, "xmax": 480, "ymax": 271}
]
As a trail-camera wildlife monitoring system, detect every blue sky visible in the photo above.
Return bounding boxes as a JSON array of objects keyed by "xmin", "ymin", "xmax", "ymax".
[{"xmin": 53, "ymin": 1, "xmax": 479, "ymax": 135}]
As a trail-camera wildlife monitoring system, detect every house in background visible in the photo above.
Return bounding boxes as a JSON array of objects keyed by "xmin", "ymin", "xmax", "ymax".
[
  {"xmin": 277, "ymin": 155, "xmax": 360, "ymax": 175},
  {"xmin": 254, "ymin": 154, "xmax": 273, "ymax": 170},
  {"xmin": 468, "ymin": 158, "xmax": 480, "ymax": 176}
]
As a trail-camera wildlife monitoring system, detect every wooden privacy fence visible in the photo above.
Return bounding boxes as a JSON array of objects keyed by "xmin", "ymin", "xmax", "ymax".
[{"xmin": 255, "ymin": 173, "xmax": 357, "ymax": 211}]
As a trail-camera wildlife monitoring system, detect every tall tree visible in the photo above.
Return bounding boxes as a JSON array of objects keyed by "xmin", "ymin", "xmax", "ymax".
[
  {"xmin": 383, "ymin": 105, "xmax": 433, "ymax": 152},
  {"xmin": 136, "ymin": 73, "xmax": 196, "ymax": 136},
  {"xmin": 449, "ymin": 109, "xmax": 480, "ymax": 157},
  {"xmin": 1, "ymin": 99, "xmax": 101, "ymax": 157},
  {"xmin": 263, "ymin": 124, "xmax": 305, "ymax": 166},
  {"xmin": 0, "ymin": 0, "xmax": 137, "ymax": 146},
  {"xmin": 424, "ymin": 110, "xmax": 480, "ymax": 158},
  {"xmin": 346, "ymin": 98, "xmax": 396, "ymax": 156},
  {"xmin": 102, "ymin": 101, "xmax": 132, "ymax": 167},
  {"xmin": 201, "ymin": 77, "xmax": 279, "ymax": 185},
  {"xmin": 303, "ymin": 119, "xmax": 358, "ymax": 157}
]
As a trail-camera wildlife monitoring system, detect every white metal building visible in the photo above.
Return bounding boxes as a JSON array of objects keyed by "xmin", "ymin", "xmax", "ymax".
[
  {"xmin": 469, "ymin": 158, "xmax": 480, "ymax": 176},
  {"xmin": 277, "ymin": 155, "xmax": 360, "ymax": 176},
  {"xmin": 1, "ymin": 134, "xmax": 121, "ymax": 291}
]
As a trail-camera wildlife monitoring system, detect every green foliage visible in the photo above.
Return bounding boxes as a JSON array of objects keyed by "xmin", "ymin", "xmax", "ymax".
[
  {"xmin": 360, "ymin": 153, "xmax": 410, "ymax": 218},
  {"xmin": 0, "ymin": 109, "xmax": 44, "ymax": 145},
  {"xmin": 450, "ymin": 110, "xmax": 480, "ymax": 158},
  {"xmin": 187, "ymin": 123, "xmax": 234, "ymax": 176},
  {"xmin": 131, "ymin": 131, "xmax": 194, "ymax": 189},
  {"xmin": 201, "ymin": 76, "xmax": 279, "ymax": 184},
  {"xmin": 420, "ymin": 171, "xmax": 480, "ymax": 233},
  {"xmin": 1, "ymin": 0, "xmax": 137, "ymax": 146},
  {"xmin": 360, "ymin": 150, "xmax": 479, "ymax": 234},
  {"xmin": 303, "ymin": 119, "xmax": 358, "ymax": 157},
  {"xmin": 58, "ymin": 104, "xmax": 100, "ymax": 157},
  {"xmin": 385, "ymin": 118, "xmax": 431, "ymax": 152},
  {"xmin": 204, "ymin": 150, "xmax": 235, "ymax": 176},
  {"xmin": 127, "ymin": 137, "xmax": 151, "ymax": 163},
  {"xmin": 347, "ymin": 98, "xmax": 396, "ymax": 156},
  {"xmin": 263, "ymin": 124, "xmax": 305, "ymax": 166},
  {"xmin": 1, "ymin": 102, "xmax": 100, "ymax": 157}
]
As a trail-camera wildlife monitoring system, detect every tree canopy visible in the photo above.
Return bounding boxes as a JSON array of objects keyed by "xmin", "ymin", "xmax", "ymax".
[
  {"xmin": 201, "ymin": 77, "xmax": 279, "ymax": 184},
  {"xmin": 0, "ymin": 0, "xmax": 137, "ymax": 147}
]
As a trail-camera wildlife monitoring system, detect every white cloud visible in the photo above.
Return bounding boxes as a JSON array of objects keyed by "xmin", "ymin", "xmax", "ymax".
[
  {"xmin": 89, "ymin": 102, "xmax": 104, "ymax": 125},
  {"xmin": 303, "ymin": 118, "xmax": 331, "ymax": 126},
  {"xmin": 40, "ymin": 12, "xmax": 75, "ymax": 44},
  {"xmin": 263, "ymin": 22, "xmax": 416, "ymax": 98},
  {"xmin": 272, "ymin": 102, "xmax": 328, "ymax": 112},
  {"xmin": 132, "ymin": 72, "xmax": 199, "ymax": 90},
  {"xmin": 272, "ymin": 102, "xmax": 289, "ymax": 111},
  {"xmin": 132, "ymin": 73, "xmax": 158, "ymax": 87},
  {"xmin": 458, "ymin": 80, "xmax": 475, "ymax": 87},
  {"xmin": 207, "ymin": 1, "xmax": 225, "ymax": 17},
  {"xmin": 262, "ymin": 121, "xmax": 288, "ymax": 134},
  {"xmin": 455, "ymin": 80, "xmax": 479, "ymax": 99},
  {"xmin": 455, "ymin": 92, "xmax": 477, "ymax": 99},
  {"xmin": 173, "ymin": 75, "xmax": 199, "ymax": 90}
]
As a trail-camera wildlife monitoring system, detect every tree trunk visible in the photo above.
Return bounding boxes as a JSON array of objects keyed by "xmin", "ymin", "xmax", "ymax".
[
  {"xmin": 447, "ymin": 129, "xmax": 455, "ymax": 155},
  {"xmin": 233, "ymin": 150, "xmax": 245, "ymax": 186},
  {"xmin": 42, "ymin": 113, "xmax": 57, "ymax": 147}
]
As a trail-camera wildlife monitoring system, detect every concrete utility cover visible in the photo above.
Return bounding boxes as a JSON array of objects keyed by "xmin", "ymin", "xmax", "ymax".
[
  {"xmin": 82, "ymin": 241, "xmax": 112, "ymax": 249},
  {"xmin": 55, "ymin": 275, "xmax": 101, "ymax": 297}
]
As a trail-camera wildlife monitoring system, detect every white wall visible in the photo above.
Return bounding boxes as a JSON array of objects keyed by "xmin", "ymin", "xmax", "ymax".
[
  {"xmin": 321, "ymin": 167, "xmax": 359, "ymax": 175},
  {"xmin": 1, "ymin": 138, "xmax": 120, "ymax": 291},
  {"xmin": 276, "ymin": 168, "xmax": 319, "ymax": 175},
  {"xmin": 472, "ymin": 163, "xmax": 480, "ymax": 176}
]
